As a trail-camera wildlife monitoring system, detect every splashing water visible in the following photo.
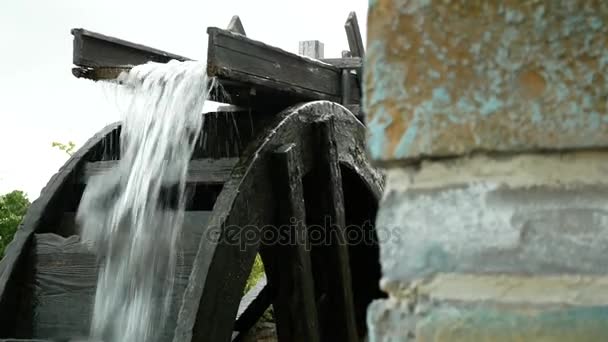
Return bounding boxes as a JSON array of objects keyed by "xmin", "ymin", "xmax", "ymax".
[{"xmin": 77, "ymin": 60, "xmax": 208, "ymax": 342}]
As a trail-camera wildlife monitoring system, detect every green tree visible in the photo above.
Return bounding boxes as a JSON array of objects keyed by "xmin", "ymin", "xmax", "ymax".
[
  {"xmin": 52, "ymin": 141, "xmax": 76, "ymax": 156},
  {"xmin": 0, "ymin": 190, "xmax": 30, "ymax": 257}
]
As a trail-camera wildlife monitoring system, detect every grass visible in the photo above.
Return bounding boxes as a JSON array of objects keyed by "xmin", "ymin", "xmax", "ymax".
[{"xmin": 244, "ymin": 254, "xmax": 266, "ymax": 293}]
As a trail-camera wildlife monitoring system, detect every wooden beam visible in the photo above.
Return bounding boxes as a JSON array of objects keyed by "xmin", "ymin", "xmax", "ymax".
[
  {"xmin": 227, "ymin": 15, "xmax": 246, "ymax": 35},
  {"xmin": 231, "ymin": 276, "xmax": 271, "ymax": 340},
  {"xmin": 260, "ymin": 144, "xmax": 321, "ymax": 342},
  {"xmin": 79, "ymin": 158, "xmax": 238, "ymax": 185},
  {"xmin": 72, "ymin": 28, "xmax": 191, "ymax": 69},
  {"xmin": 321, "ymin": 57, "xmax": 362, "ymax": 69},
  {"xmin": 344, "ymin": 12, "xmax": 365, "ymax": 58},
  {"xmin": 207, "ymin": 27, "xmax": 359, "ymax": 104}
]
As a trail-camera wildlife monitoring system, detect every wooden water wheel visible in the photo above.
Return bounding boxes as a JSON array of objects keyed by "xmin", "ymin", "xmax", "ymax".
[
  {"xmin": 0, "ymin": 13, "xmax": 385, "ymax": 342},
  {"xmin": 0, "ymin": 102, "xmax": 384, "ymax": 342}
]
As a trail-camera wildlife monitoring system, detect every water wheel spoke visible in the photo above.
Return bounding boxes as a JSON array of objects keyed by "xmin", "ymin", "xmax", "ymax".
[
  {"xmin": 313, "ymin": 117, "xmax": 359, "ymax": 342},
  {"xmin": 232, "ymin": 275, "xmax": 272, "ymax": 340},
  {"xmin": 260, "ymin": 144, "xmax": 321, "ymax": 342}
]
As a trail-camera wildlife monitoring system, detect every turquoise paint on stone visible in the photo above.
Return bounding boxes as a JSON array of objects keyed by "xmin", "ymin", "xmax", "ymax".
[
  {"xmin": 416, "ymin": 304, "xmax": 608, "ymax": 341},
  {"xmin": 367, "ymin": 106, "xmax": 393, "ymax": 160},
  {"xmin": 589, "ymin": 112, "xmax": 601, "ymax": 130},
  {"xmin": 479, "ymin": 97, "xmax": 503, "ymax": 116},
  {"xmin": 432, "ymin": 87, "xmax": 451, "ymax": 104},
  {"xmin": 531, "ymin": 102, "xmax": 542, "ymax": 123},
  {"xmin": 393, "ymin": 119, "xmax": 418, "ymax": 158}
]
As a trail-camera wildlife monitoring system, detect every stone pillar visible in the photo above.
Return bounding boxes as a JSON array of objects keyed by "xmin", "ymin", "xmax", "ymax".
[{"xmin": 364, "ymin": 1, "xmax": 608, "ymax": 340}]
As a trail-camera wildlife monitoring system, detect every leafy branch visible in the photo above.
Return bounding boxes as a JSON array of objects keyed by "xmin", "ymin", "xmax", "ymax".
[{"xmin": 52, "ymin": 141, "xmax": 76, "ymax": 156}]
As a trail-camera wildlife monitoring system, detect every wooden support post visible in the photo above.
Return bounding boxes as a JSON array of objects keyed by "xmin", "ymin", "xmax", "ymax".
[
  {"xmin": 298, "ymin": 40, "xmax": 324, "ymax": 59},
  {"xmin": 312, "ymin": 118, "xmax": 359, "ymax": 342},
  {"xmin": 344, "ymin": 12, "xmax": 364, "ymax": 95},
  {"xmin": 232, "ymin": 276, "xmax": 271, "ymax": 339},
  {"xmin": 341, "ymin": 49, "xmax": 353, "ymax": 105},
  {"xmin": 344, "ymin": 12, "xmax": 365, "ymax": 58},
  {"xmin": 341, "ymin": 69, "xmax": 351, "ymax": 106},
  {"xmin": 260, "ymin": 143, "xmax": 321, "ymax": 342}
]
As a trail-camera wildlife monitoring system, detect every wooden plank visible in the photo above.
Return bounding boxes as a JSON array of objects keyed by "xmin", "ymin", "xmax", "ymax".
[
  {"xmin": 344, "ymin": 12, "xmax": 365, "ymax": 58},
  {"xmin": 207, "ymin": 27, "xmax": 349, "ymax": 103},
  {"xmin": 0, "ymin": 122, "xmax": 122, "ymax": 338},
  {"xmin": 233, "ymin": 276, "xmax": 271, "ymax": 333},
  {"xmin": 312, "ymin": 117, "xmax": 359, "ymax": 342},
  {"xmin": 341, "ymin": 69, "xmax": 352, "ymax": 105},
  {"xmin": 321, "ymin": 57, "xmax": 362, "ymax": 69},
  {"xmin": 260, "ymin": 144, "xmax": 321, "ymax": 342},
  {"xmin": 227, "ymin": 15, "xmax": 246, "ymax": 35},
  {"xmin": 79, "ymin": 158, "xmax": 238, "ymax": 185},
  {"xmin": 298, "ymin": 41, "xmax": 324, "ymax": 59},
  {"xmin": 29, "ymin": 211, "xmax": 210, "ymax": 340},
  {"xmin": 69, "ymin": 26, "xmax": 361, "ymax": 106},
  {"xmin": 72, "ymin": 28, "xmax": 191, "ymax": 69}
]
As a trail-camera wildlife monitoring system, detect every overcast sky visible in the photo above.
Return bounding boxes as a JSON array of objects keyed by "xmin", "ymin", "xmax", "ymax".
[{"xmin": 0, "ymin": 0, "xmax": 368, "ymax": 199}]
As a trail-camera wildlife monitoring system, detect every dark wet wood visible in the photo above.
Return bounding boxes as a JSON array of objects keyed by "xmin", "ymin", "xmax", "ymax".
[
  {"xmin": 260, "ymin": 144, "xmax": 320, "ymax": 342},
  {"xmin": 322, "ymin": 57, "xmax": 362, "ymax": 69},
  {"xmin": 344, "ymin": 12, "xmax": 365, "ymax": 59},
  {"xmin": 206, "ymin": 28, "xmax": 360, "ymax": 106},
  {"xmin": 341, "ymin": 69, "xmax": 352, "ymax": 105},
  {"xmin": 0, "ymin": 103, "xmax": 382, "ymax": 341},
  {"xmin": 71, "ymin": 66, "xmax": 130, "ymax": 81},
  {"xmin": 227, "ymin": 15, "xmax": 246, "ymax": 35},
  {"xmin": 69, "ymin": 26, "xmax": 362, "ymax": 107},
  {"xmin": 233, "ymin": 276, "xmax": 270, "ymax": 335},
  {"xmin": 312, "ymin": 117, "xmax": 359, "ymax": 342},
  {"xmin": 72, "ymin": 28, "xmax": 190, "ymax": 69},
  {"xmin": 29, "ymin": 211, "xmax": 210, "ymax": 340},
  {"xmin": 80, "ymin": 158, "xmax": 238, "ymax": 185},
  {"xmin": 344, "ymin": 12, "xmax": 364, "ymax": 91},
  {"xmin": 174, "ymin": 102, "xmax": 381, "ymax": 342},
  {"xmin": 0, "ymin": 122, "xmax": 121, "ymax": 338}
]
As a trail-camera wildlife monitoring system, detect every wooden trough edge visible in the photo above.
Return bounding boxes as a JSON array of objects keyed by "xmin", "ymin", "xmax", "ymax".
[{"xmin": 70, "ymin": 26, "xmax": 362, "ymax": 107}]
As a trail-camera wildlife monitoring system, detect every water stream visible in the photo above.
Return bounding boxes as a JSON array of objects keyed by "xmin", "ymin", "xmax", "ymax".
[{"xmin": 76, "ymin": 60, "xmax": 208, "ymax": 342}]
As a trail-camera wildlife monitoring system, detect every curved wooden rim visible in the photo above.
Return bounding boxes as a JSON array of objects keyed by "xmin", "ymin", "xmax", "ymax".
[
  {"xmin": 0, "ymin": 122, "xmax": 121, "ymax": 291},
  {"xmin": 0, "ymin": 101, "xmax": 383, "ymax": 340},
  {"xmin": 174, "ymin": 101, "xmax": 383, "ymax": 341}
]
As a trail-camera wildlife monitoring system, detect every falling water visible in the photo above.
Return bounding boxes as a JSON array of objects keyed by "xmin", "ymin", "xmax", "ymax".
[{"xmin": 76, "ymin": 60, "xmax": 208, "ymax": 342}]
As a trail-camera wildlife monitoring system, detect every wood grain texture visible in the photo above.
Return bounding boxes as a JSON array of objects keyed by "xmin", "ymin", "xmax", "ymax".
[
  {"xmin": 321, "ymin": 57, "xmax": 362, "ymax": 69},
  {"xmin": 72, "ymin": 28, "xmax": 190, "ymax": 68},
  {"xmin": 80, "ymin": 158, "xmax": 238, "ymax": 185},
  {"xmin": 29, "ymin": 211, "xmax": 211, "ymax": 340},
  {"xmin": 207, "ymin": 28, "xmax": 360, "ymax": 106},
  {"xmin": 174, "ymin": 102, "xmax": 383, "ymax": 342},
  {"xmin": 261, "ymin": 144, "xmax": 321, "ymax": 342},
  {"xmin": 312, "ymin": 117, "xmax": 359, "ymax": 342},
  {"xmin": 0, "ymin": 122, "xmax": 121, "ymax": 338},
  {"xmin": 344, "ymin": 12, "xmax": 365, "ymax": 58}
]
